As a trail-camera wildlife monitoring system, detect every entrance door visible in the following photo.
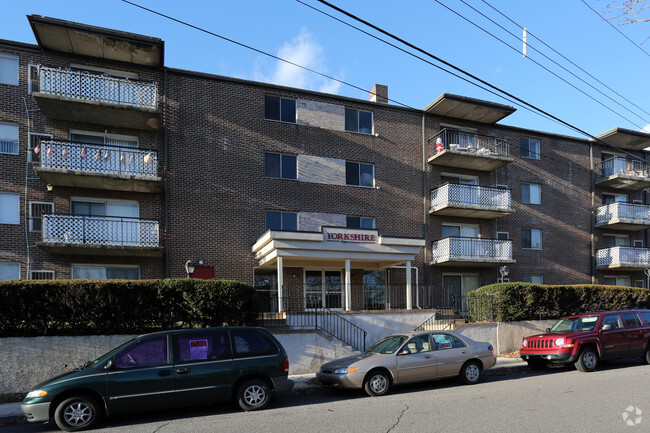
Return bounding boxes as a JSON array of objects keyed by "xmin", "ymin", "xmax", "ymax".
[
  {"xmin": 304, "ymin": 270, "xmax": 343, "ymax": 309},
  {"xmin": 442, "ymin": 274, "xmax": 480, "ymax": 311}
]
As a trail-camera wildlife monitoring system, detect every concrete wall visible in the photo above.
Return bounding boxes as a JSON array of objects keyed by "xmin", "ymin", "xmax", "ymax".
[{"xmin": 455, "ymin": 320, "xmax": 556, "ymax": 354}]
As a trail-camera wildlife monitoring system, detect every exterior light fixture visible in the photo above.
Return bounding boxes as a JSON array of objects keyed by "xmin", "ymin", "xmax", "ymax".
[
  {"xmin": 185, "ymin": 260, "xmax": 196, "ymax": 278},
  {"xmin": 499, "ymin": 266, "xmax": 510, "ymax": 283},
  {"xmin": 46, "ymin": 184, "xmax": 53, "ymax": 192}
]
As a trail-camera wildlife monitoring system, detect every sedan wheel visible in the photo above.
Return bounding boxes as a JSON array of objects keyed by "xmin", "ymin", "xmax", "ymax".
[
  {"xmin": 459, "ymin": 361, "xmax": 481, "ymax": 385},
  {"xmin": 364, "ymin": 371, "xmax": 390, "ymax": 396},
  {"xmin": 54, "ymin": 395, "xmax": 101, "ymax": 432},
  {"xmin": 237, "ymin": 379, "xmax": 271, "ymax": 411}
]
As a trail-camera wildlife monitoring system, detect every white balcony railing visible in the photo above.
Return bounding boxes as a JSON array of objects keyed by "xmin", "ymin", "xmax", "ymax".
[
  {"xmin": 596, "ymin": 156, "xmax": 650, "ymax": 180},
  {"xmin": 596, "ymin": 202, "xmax": 650, "ymax": 225},
  {"xmin": 36, "ymin": 66, "xmax": 157, "ymax": 109},
  {"xmin": 42, "ymin": 214, "xmax": 159, "ymax": 248},
  {"xmin": 431, "ymin": 128, "xmax": 509, "ymax": 158},
  {"xmin": 38, "ymin": 140, "xmax": 158, "ymax": 178},
  {"xmin": 596, "ymin": 246, "xmax": 650, "ymax": 268},
  {"xmin": 430, "ymin": 184, "xmax": 511, "ymax": 211},
  {"xmin": 431, "ymin": 237, "xmax": 513, "ymax": 262}
]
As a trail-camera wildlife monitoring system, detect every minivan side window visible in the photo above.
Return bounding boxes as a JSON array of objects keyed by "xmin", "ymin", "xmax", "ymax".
[
  {"xmin": 231, "ymin": 330, "xmax": 278, "ymax": 358},
  {"xmin": 175, "ymin": 331, "xmax": 231, "ymax": 362},
  {"xmin": 114, "ymin": 336, "xmax": 168, "ymax": 368}
]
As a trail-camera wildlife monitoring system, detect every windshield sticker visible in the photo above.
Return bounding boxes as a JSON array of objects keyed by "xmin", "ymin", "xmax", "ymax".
[
  {"xmin": 190, "ymin": 339, "xmax": 209, "ymax": 360},
  {"xmin": 582, "ymin": 317, "xmax": 598, "ymax": 322}
]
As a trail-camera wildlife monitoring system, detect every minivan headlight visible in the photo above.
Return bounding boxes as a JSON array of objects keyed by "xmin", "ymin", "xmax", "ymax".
[
  {"xmin": 334, "ymin": 367, "xmax": 358, "ymax": 374},
  {"xmin": 26, "ymin": 390, "xmax": 47, "ymax": 399}
]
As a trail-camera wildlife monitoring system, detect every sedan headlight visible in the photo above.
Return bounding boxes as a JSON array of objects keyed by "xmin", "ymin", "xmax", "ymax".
[
  {"xmin": 334, "ymin": 367, "xmax": 358, "ymax": 374},
  {"xmin": 555, "ymin": 338, "xmax": 565, "ymax": 347},
  {"xmin": 26, "ymin": 390, "xmax": 47, "ymax": 399},
  {"xmin": 522, "ymin": 339, "xmax": 528, "ymax": 347}
]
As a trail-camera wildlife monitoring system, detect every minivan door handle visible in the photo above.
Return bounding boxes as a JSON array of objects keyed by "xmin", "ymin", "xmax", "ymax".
[
  {"xmin": 158, "ymin": 370, "xmax": 173, "ymax": 377},
  {"xmin": 176, "ymin": 368, "xmax": 191, "ymax": 375}
]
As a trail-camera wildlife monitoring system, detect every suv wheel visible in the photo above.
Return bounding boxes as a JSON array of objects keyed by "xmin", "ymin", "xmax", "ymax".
[
  {"xmin": 643, "ymin": 348, "xmax": 650, "ymax": 365},
  {"xmin": 575, "ymin": 348, "xmax": 598, "ymax": 372},
  {"xmin": 459, "ymin": 361, "xmax": 481, "ymax": 384},
  {"xmin": 364, "ymin": 370, "xmax": 390, "ymax": 396},
  {"xmin": 54, "ymin": 394, "xmax": 101, "ymax": 432},
  {"xmin": 237, "ymin": 379, "xmax": 271, "ymax": 411}
]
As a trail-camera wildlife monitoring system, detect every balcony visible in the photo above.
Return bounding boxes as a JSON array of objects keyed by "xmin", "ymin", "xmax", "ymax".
[
  {"xmin": 596, "ymin": 202, "xmax": 650, "ymax": 231},
  {"xmin": 596, "ymin": 246, "xmax": 650, "ymax": 270},
  {"xmin": 33, "ymin": 140, "xmax": 161, "ymax": 193},
  {"xmin": 431, "ymin": 237, "xmax": 515, "ymax": 266},
  {"xmin": 427, "ymin": 129, "xmax": 512, "ymax": 171},
  {"xmin": 595, "ymin": 157, "xmax": 650, "ymax": 190},
  {"xmin": 430, "ymin": 184, "xmax": 514, "ymax": 218},
  {"xmin": 31, "ymin": 66, "xmax": 160, "ymax": 130},
  {"xmin": 37, "ymin": 214, "xmax": 163, "ymax": 257}
]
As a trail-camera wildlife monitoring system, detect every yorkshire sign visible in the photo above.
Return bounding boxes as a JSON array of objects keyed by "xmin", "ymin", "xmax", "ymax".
[{"xmin": 322, "ymin": 227, "xmax": 378, "ymax": 244}]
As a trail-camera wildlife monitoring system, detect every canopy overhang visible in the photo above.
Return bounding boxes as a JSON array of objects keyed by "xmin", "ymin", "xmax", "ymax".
[{"xmin": 425, "ymin": 93, "xmax": 516, "ymax": 124}]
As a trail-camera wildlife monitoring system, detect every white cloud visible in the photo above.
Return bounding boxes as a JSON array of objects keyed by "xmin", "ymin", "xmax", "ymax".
[
  {"xmin": 254, "ymin": 28, "xmax": 342, "ymax": 94},
  {"xmin": 643, "ymin": 123, "xmax": 650, "ymax": 134}
]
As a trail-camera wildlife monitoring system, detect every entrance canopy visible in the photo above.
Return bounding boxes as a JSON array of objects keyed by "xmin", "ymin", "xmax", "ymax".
[{"xmin": 252, "ymin": 227, "xmax": 425, "ymax": 269}]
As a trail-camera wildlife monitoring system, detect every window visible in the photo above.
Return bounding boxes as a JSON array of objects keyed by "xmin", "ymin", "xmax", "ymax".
[
  {"xmin": 522, "ymin": 274, "xmax": 543, "ymax": 284},
  {"xmin": 265, "ymin": 152, "xmax": 297, "ymax": 179},
  {"xmin": 30, "ymin": 202, "xmax": 54, "ymax": 232},
  {"xmin": 266, "ymin": 211, "xmax": 298, "ymax": 231},
  {"xmin": 440, "ymin": 174, "xmax": 478, "ymax": 185},
  {"xmin": 0, "ymin": 54, "xmax": 19, "ymax": 86},
  {"xmin": 28, "ymin": 64, "xmax": 39, "ymax": 93},
  {"xmin": 71, "ymin": 265, "xmax": 140, "ymax": 280},
  {"xmin": 29, "ymin": 133, "xmax": 52, "ymax": 163},
  {"xmin": 231, "ymin": 329, "xmax": 278, "ymax": 358},
  {"xmin": 0, "ymin": 192, "xmax": 19, "ymax": 224},
  {"xmin": 521, "ymin": 183, "xmax": 541, "ymax": 204},
  {"xmin": 602, "ymin": 234, "xmax": 629, "ymax": 248},
  {"xmin": 346, "ymin": 161, "xmax": 374, "ymax": 187},
  {"xmin": 345, "ymin": 108, "xmax": 373, "ymax": 134},
  {"xmin": 70, "ymin": 131, "xmax": 138, "ymax": 148},
  {"xmin": 347, "ymin": 216, "xmax": 375, "ymax": 229},
  {"xmin": 621, "ymin": 313, "xmax": 642, "ymax": 328},
  {"xmin": 431, "ymin": 333, "xmax": 467, "ymax": 350},
  {"xmin": 442, "ymin": 224, "xmax": 479, "ymax": 238},
  {"xmin": 30, "ymin": 270, "xmax": 55, "ymax": 280},
  {"xmin": 522, "ymin": 228, "xmax": 542, "ymax": 249},
  {"xmin": 603, "ymin": 276, "xmax": 630, "ymax": 286},
  {"xmin": 175, "ymin": 330, "xmax": 231, "ymax": 362},
  {"xmin": 520, "ymin": 138, "xmax": 540, "ymax": 159},
  {"xmin": 264, "ymin": 95, "xmax": 296, "ymax": 123},
  {"xmin": 0, "ymin": 263, "xmax": 20, "ymax": 281},
  {"xmin": 602, "ymin": 193, "xmax": 627, "ymax": 205},
  {"xmin": 0, "ymin": 123, "xmax": 19, "ymax": 155},
  {"xmin": 114, "ymin": 337, "xmax": 167, "ymax": 369},
  {"xmin": 496, "ymin": 232, "xmax": 509, "ymax": 240}
]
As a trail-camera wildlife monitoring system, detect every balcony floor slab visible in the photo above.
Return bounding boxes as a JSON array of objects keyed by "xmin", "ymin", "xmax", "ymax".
[{"xmin": 37, "ymin": 242, "xmax": 164, "ymax": 257}]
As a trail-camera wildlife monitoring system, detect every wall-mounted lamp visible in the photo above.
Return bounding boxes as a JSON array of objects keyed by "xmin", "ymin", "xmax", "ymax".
[
  {"xmin": 46, "ymin": 184, "xmax": 53, "ymax": 192},
  {"xmin": 185, "ymin": 260, "xmax": 196, "ymax": 278}
]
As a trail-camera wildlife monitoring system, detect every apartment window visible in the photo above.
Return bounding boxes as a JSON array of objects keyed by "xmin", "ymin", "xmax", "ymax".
[
  {"xmin": 496, "ymin": 232, "xmax": 509, "ymax": 240},
  {"xmin": 602, "ymin": 234, "xmax": 629, "ymax": 247},
  {"xmin": 520, "ymin": 138, "xmax": 540, "ymax": 159},
  {"xmin": 603, "ymin": 276, "xmax": 630, "ymax": 287},
  {"xmin": 264, "ymin": 95, "xmax": 296, "ymax": 123},
  {"xmin": 346, "ymin": 161, "xmax": 374, "ymax": 187},
  {"xmin": 442, "ymin": 224, "xmax": 479, "ymax": 238},
  {"xmin": 522, "ymin": 229, "xmax": 542, "ymax": 249},
  {"xmin": 70, "ymin": 131, "xmax": 138, "ymax": 148},
  {"xmin": 30, "ymin": 202, "xmax": 54, "ymax": 232},
  {"xmin": 30, "ymin": 270, "xmax": 55, "ymax": 280},
  {"xmin": 29, "ymin": 133, "xmax": 52, "ymax": 163},
  {"xmin": 602, "ymin": 193, "xmax": 627, "ymax": 205},
  {"xmin": 522, "ymin": 274, "xmax": 543, "ymax": 284},
  {"xmin": 345, "ymin": 108, "xmax": 373, "ymax": 134},
  {"xmin": 265, "ymin": 152, "xmax": 297, "ymax": 179},
  {"xmin": 347, "ymin": 216, "xmax": 375, "ymax": 229},
  {"xmin": 28, "ymin": 64, "xmax": 39, "ymax": 93},
  {"xmin": 0, "ymin": 54, "xmax": 19, "ymax": 86},
  {"xmin": 521, "ymin": 183, "xmax": 541, "ymax": 204},
  {"xmin": 0, "ymin": 122, "xmax": 19, "ymax": 155},
  {"xmin": 266, "ymin": 211, "xmax": 298, "ymax": 231},
  {"xmin": 0, "ymin": 263, "xmax": 20, "ymax": 281},
  {"xmin": 634, "ymin": 240, "xmax": 644, "ymax": 248},
  {"xmin": 0, "ymin": 192, "xmax": 20, "ymax": 224},
  {"xmin": 71, "ymin": 265, "xmax": 140, "ymax": 280},
  {"xmin": 440, "ymin": 174, "xmax": 478, "ymax": 185}
]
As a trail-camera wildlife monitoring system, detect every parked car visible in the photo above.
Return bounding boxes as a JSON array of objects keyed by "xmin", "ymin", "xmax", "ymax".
[
  {"xmin": 316, "ymin": 330, "xmax": 495, "ymax": 396},
  {"xmin": 520, "ymin": 309, "xmax": 650, "ymax": 372},
  {"xmin": 21, "ymin": 327, "xmax": 293, "ymax": 432}
]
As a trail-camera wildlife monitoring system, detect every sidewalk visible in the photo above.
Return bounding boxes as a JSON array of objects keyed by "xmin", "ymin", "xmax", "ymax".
[{"xmin": 0, "ymin": 357, "xmax": 527, "ymax": 423}]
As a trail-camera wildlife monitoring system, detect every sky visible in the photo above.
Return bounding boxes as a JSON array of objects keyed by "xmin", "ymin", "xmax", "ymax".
[{"xmin": 1, "ymin": 0, "xmax": 649, "ymax": 140}]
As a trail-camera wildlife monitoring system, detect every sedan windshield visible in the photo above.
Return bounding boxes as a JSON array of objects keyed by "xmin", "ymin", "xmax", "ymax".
[
  {"xmin": 550, "ymin": 315, "xmax": 599, "ymax": 332},
  {"xmin": 367, "ymin": 335, "xmax": 408, "ymax": 354}
]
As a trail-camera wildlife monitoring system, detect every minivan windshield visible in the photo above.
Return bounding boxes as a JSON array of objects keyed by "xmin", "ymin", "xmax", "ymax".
[
  {"xmin": 78, "ymin": 337, "xmax": 137, "ymax": 369},
  {"xmin": 550, "ymin": 315, "xmax": 599, "ymax": 332},
  {"xmin": 367, "ymin": 335, "xmax": 408, "ymax": 354}
]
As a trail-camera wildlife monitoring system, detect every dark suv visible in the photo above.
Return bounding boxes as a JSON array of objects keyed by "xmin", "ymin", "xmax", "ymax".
[
  {"xmin": 520, "ymin": 309, "xmax": 650, "ymax": 372},
  {"xmin": 21, "ymin": 327, "xmax": 292, "ymax": 431}
]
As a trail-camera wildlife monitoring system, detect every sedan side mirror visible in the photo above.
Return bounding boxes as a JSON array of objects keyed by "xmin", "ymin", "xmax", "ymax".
[
  {"xmin": 397, "ymin": 348, "xmax": 411, "ymax": 356},
  {"xmin": 600, "ymin": 324, "xmax": 612, "ymax": 332}
]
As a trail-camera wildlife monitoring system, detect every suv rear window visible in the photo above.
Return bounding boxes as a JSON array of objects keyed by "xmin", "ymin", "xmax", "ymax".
[
  {"xmin": 621, "ymin": 313, "xmax": 642, "ymax": 328},
  {"xmin": 231, "ymin": 329, "xmax": 278, "ymax": 358}
]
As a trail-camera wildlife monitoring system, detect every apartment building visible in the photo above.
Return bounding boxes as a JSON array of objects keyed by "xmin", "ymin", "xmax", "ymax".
[{"xmin": 2, "ymin": 16, "xmax": 650, "ymax": 313}]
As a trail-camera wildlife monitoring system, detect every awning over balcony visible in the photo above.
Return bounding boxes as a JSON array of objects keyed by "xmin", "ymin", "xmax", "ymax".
[
  {"xmin": 424, "ymin": 93, "xmax": 516, "ymax": 124},
  {"xmin": 592, "ymin": 128, "xmax": 650, "ymax": 151}
]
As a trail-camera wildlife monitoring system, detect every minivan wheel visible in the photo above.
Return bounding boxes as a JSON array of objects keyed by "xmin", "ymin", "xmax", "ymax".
[
  {"xmin": 459, "ymin": 361, "xmax": 481, "ymax": 385},
  {"xmin": 575, "ymin": 348, "xmax": 598, "ymax": 372},
  {"xmin": 237, "ymin": 379, "xmax": 271, "ymax": 411},
  {"xmin": 54, "ymin": 395, "xmax": 101, "ymax": 432},
  {"xmin": 363, "ymin": 370, "xmax": 390, "ymax": 396}
]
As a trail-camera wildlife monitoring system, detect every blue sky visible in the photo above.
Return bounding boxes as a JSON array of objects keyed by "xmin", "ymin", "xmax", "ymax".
[{"xmin": 2, "ymin": 0, "xmax": 649, "ymax": 139}]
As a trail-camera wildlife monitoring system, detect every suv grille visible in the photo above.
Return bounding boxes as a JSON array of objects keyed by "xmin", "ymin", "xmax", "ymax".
[{"xmin": 529, "ymin": 338, "xmax": 554, "ymax": 349}]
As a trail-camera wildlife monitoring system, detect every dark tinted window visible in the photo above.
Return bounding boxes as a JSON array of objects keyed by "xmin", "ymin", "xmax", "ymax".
[
  {"xmin": 622, "ymin": 313, "xmax": 642, "ymax": 328},
  {"xmin": 175, "ymin": 330, "xmax": 231, "ymax": 362},
  {"xmin": 114, "ymin": 336, "xmax": 167, "ymax": 368},
  {"xmin": 346, "ymin": 161, "xmax": 374, "ymax": 187},
  {"xmin": 265, "ymin": 211, "xmax": 282, "ymax": 230},
  {"xmin": 601, "ymin": 314, "xmax": 623, "ymax": 330},
  {"xmin": 344, "ymin": 108, "xmax": 373, "ymax": 134},
  {"xmin": 639, "ymin": 311, "xmax": 650, "ymax": 325},
  {"xmin": 231, "ymin": 330, "xmax": 278, "ymax": 358},
  {"xmin": 280, "ymin": 97, "xmax": 296, "ymax": 123},
  {"xmin": 281, "ymin": 154, "xmax": 297, "ymax": 179},
  {"xmin": 344, "ymin": 108, "xmax": 358, "ymax": 132},
  {"xmin": 264, "ymin": 95, "xmax": 296, "ymax": 123},
  {"xmin": 358, "ymin": 110, "xmax": 373, "ymax": 134},
  {"xmin": 264, "ymin": 95, "xmax": 280, "ymax": 121},
  {"xmin": 265, "ymin": 152, "xmax": 281, "ymax": 178},
  {"xmin": 346, "ymin": 161, "xmax": 359, "ymax": 186}
]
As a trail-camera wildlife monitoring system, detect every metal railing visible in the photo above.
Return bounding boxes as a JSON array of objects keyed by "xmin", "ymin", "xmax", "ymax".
[
  {"xmin": 42, "ymin": 214, "xmax": 160, "ymax": 247},
  {"xmin": 35, "ymin": 66, "xmax": 158, "ymax": 109},
  {"xmin": 431, "ymin": 128, "xmax": 509, "ymax": 158},
  {"xmin": 596, "ymin": 246, "xmax": 650, "ymax": 268},
  {"xmin": 595, "ymin": 156, "xmax": 650, "ymax": 179},
  {"xmin": 596, "ymin": 202, "xmax": 650, "ymax": 225},
  {"xmin": 431, "ymin": 237, "xmax": 513, "ymax": 263},
  {"xmin": 414, "ymin": 294, "xmax": 498, "ymax": 331},
  {"xmin": 38, "ymin": 140, "xmax": 159, "ymax": 177},
  {"xmin": 430, "ymin": 183, "xmax": 511, "ymax": 211}
]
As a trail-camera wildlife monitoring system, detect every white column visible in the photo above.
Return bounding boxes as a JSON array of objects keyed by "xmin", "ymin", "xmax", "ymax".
[
  {"xmin": 406, "ymin": 260, "xmax": 412, "ymax": 310},
  {"xmin": 277, "ymin": 256, "xmax": 284, "ymax": 313},
  {"xmin": 345, "ymin": 259, "xmax": 351, "ymax": 311}
]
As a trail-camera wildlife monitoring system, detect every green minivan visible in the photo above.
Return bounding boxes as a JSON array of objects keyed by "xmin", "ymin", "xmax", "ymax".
[{"xmin": 21, "ymin": 327, "xmax": 293, "ymax": 431}]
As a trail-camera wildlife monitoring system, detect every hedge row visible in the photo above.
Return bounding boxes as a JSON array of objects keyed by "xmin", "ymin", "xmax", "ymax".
[
  {"xmin": 0, "ymin": 279, "xmax": 261, "ymax": 337},
  {"xmin": 469, "ymin": 282, "xmax": 650, "ymax": 322}
]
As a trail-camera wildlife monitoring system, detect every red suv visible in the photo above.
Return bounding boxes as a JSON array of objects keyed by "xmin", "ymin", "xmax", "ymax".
[{"xmin": 520, "ymin": 309, "xmax": 650, "ymax": 372}]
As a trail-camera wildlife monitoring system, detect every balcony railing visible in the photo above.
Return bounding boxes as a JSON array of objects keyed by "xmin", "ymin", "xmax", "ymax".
[
  {"xmin": 35, "ymin": 66, "xmax": 157, "ymax": 109},
  {"xmin": 596, "ymin": 246, "xmax": 650, "ymax": 268},
  {"xmin": 596, "ymin": 202, "xmax": 650, "ymax": 226},
  {"xmin": 38, "ymin": 140, "xmax": 159, "ymax": 178},
  {"xmin": 431, "ymin": 128, "xmax": 509, "ymax": 158},
  {"xmin": 431, "ymin": 237, "xmax": 513, "ymax": 263},
  {"xmin": 42, "ymin": 214, "xmax": 159, "ymax": 248},
  {"xmin": 430, "ymin": 183, "xmax": 511, "ymax": 211},
  {"xmin": 595, "ymin": 157, "xmax": 650, "ymax": 180}
]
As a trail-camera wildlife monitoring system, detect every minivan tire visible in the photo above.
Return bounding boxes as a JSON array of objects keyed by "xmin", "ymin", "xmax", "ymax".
[
  {"xmin": 237, "ymin": 379, "xmax": 271, "ymax": 411},
  {"xmin": 54, "ymin": 394, "xmax": 101, "ymax": 432},
  {"xmin": 575, "ymin": 348, "xmax": 598, "ymax": 372}
]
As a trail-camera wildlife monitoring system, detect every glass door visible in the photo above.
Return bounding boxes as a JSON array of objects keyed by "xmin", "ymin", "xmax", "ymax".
[{"xmin": 304, "ymin": 270, "xmax": 343, "ymax": 309}]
